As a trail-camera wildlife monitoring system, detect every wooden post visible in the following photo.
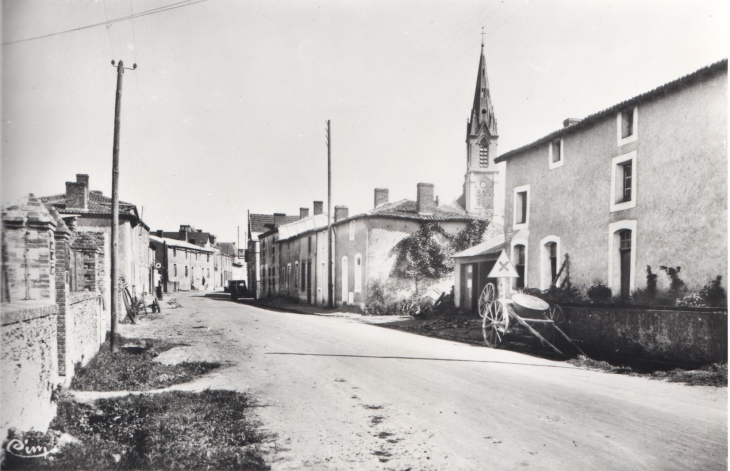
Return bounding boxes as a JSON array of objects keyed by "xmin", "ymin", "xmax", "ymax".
[{"xmin": 327, "ymin": 120, "xmax": 333, "ymax": 308}]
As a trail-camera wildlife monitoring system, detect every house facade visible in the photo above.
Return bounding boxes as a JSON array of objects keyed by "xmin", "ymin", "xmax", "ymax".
[
  {"xmin": 494, "ymin": 60, "xmax": 728, "ymax": 298},
  {"xmin": 150, "ymin": 235, "xmax": 215, "ymax": 292}
]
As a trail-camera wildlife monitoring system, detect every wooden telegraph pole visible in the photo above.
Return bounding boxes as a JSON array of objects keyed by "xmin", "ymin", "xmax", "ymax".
[
  {"xmin": 110, "ymin": 59, "xmax": 136, "ymax": 353},
  {"xmin": 327, "ymin": 120, "xmax": 333, "ymax": 308}
]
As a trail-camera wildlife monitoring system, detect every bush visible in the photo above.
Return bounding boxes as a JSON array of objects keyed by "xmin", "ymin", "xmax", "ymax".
[
  {"xmin": 587, "ymin": 282, "xmax": 612, "ymax": 303},
  {"xmin": 676, "ymin": 292, "xmax": 707, "ymax": 308},
  {"xmin": 645, "ymin": 265, "xmax": 658, "ymax": 300},
  {"xmin": 660, "ymin": 265, "xmax": 687, "ymax": 300},
  {"xmin": 364, "ymin": 279, "xmax": 399, "ymax": 314},
  {"xmin": 700, "ymin": 275, "xmax": 727, "ymax": 307}
]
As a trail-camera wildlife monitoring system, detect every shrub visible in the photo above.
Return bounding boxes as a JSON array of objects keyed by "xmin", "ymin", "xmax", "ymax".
[
  {"xmin": 700, "ymin": 275, "xmax": 727, "ymax": 307},
  {"xmin": 364, "ymin": 279, "xmax": 399, "ymax": 314},
  {"xmin": 659, "ymin": 265, "xmax": 687, "ymax": 300},
  {"xmin": 451, "ymin": 219, "xmax": 489, "ymax": 253},
  {"xmin": 645, "ymin": 265, "xmax": 658, "ymax": 300},
  {"xmin": 587, "ymin": 282, "xmax": 612, "ymax": 303},
  {"xmin": 676, "ymin": 292, "xmax": 707, "ymax": 308}
]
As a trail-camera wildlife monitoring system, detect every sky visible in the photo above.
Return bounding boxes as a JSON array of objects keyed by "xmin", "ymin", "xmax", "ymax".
[{"xmin": 2, "ymin": 0, "xmax": 727, "ymax": 244}]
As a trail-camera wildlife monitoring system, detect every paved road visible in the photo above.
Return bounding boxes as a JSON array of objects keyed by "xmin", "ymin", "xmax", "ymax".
[{"xmin": 124, "ymin": 293, "xmax": 727, "ymax": 471}]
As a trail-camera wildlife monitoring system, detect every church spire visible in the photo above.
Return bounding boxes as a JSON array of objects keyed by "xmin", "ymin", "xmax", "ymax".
[{"xmin": 469, "ymin": 30, "xmax": 497, "ymax": 137}]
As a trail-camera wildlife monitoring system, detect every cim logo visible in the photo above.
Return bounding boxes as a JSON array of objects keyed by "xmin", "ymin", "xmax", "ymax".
[{"xmin": 5, "ymin": 434, "xmax": 57, "ymax": 459}]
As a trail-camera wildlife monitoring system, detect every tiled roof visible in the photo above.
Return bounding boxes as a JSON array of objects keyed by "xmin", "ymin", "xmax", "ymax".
[
  {"xmin": 494, "ymin": 59, "xmax": 728, "ymax": 164},
  {"xmin": 150, "ymin": 235, "xmax": 214, "ymax": 253},
  {"xmin": 348, "ymin": 199, "xmax": 484, "ymax": 223},
  {"xmin": 217, "ymin": 242, "xmax": 237, "ymax": 257},
  {"xmin": 40, "ymin": 192, "xmax": 138, "ymax": 217},
  {"xmin": 249, "ymin": 213, "xmax": 300, "ymax": 235}
]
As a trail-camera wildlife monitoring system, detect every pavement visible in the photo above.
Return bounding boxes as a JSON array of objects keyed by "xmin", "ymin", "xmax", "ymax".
[{"xmin": 118, "ymin": 291, "xmax": 728, "ymax": 471}]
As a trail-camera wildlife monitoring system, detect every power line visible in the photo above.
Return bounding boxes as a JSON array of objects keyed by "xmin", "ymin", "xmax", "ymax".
[{"xmin": 3, "ymin": 0, "xmax": 212, "ymax": 46}]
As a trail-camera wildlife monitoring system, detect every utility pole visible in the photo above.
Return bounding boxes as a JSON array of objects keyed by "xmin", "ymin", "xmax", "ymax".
[
  {"xmin": 326, "ymin": 120, "xmax": 333, "ymax": 308},
  {"xmin": 110, "ymin": 59, "xmax": 136, "ymax": 353}
]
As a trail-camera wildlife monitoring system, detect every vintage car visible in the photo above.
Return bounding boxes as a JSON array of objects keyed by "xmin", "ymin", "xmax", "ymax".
[{"xmin": 228, "ymin": 280, "xmax": 249, "ymax": 300}]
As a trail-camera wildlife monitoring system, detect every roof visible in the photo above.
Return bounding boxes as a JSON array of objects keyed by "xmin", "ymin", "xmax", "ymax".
[
  {"xmin": 150, "ymin": 235, "xmax": 214, "ymax": 253},
  {"xmin": 217, "ymin": 242, "xmax": 237, "ymax": 257},
  {"xmin": 267, "ymin": 199, "xmax": 487, "ymax": 242},
  {"xmin": 494, "ymin": 59, "xmax": 728, "ymax": 164},
  {"xmin": 159, "ymin": 229, "xmax": 214, "ymax": 247},
  {"xmin": 452, "ymin": 240, "xmax": 505, "ymax": 259},
  {"xmin": 277, "ymin": 213, "xmax": 329, "ymax": 242},
  {"xmin": 40, "ymin": 191, "xmax": 147, "ymax": 229},
  {"xmin": 249, "ymin": 213, "xmax": 300, "ymax": 235}
]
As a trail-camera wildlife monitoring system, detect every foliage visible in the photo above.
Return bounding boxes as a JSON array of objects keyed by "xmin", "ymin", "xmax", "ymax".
[
  {"xmin": 71, "ymin": 337, "xmax": 220, "ymax": 392},
  {"xmin": 587, "ymin": 282, "xmax": 612, "ymax": 303},
  {"xmin": 676, "ymin": 292, "xmax": 706, "ymax": 308},
  {"xmin": 2, "ymin": 391, "xmax": 270, "ymax": 470},
  {"xmin": 700, "ymin": 275, "xmax": 727, "ymax": 307},
  {"xmin": 451, "ymin": 219, "xmax": 489, "ymax": 253},
  {"xmin": 433, "ymin": 286, "xmax": 456, "ymax": 316},
  {"xmin": 645, "ymin": 266, "xmax": 658, "ymax": 300},
  {"xmin": 659, "ymin": 265, "xmax": 687, "ymax": 300},
  {"xmin": 519, "ymin": 254, "xmax": 581, "ymax": 304},
  {"xmin": 389, "ymin": 223, "xmax": 454, "ymax": 293},
  {"xmin": 364, "ymin": 279, "xmax": 400, "ymax": 314}
]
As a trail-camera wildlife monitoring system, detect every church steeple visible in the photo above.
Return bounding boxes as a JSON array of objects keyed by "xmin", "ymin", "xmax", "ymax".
[{"xmin": 468, "ymin": 38, "xmax": 498, "ymax": 138}]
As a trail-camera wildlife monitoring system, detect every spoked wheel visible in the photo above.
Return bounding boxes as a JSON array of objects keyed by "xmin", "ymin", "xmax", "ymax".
[
  {"xmin": 543, "ymin": 304, "xmax": 566, "ymax": 347},
  {"xmin": 122, "ymin": 288, "xmax": 136, "ymax": 324},
  {"xmin": 483, "ymin": 300, "xmax": 509, "ymax": 348},
  {"xmin": 478, "ymin": 283, "xmax": 496, "ymax": 319}
]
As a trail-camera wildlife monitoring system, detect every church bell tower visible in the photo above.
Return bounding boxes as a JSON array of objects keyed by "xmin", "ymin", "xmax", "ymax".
[{"xmin": 463, "ymin": 35, "xmax": 503, "ymax": 224}]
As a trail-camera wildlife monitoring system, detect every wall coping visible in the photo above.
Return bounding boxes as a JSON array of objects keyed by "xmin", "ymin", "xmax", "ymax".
[
  {"xmin": 1, "ymin": 301, "xmax": 58, "ymax": 326},
  {"xmin": 69, "ymin": 292, "xmax": 102, "ymax": 305}
]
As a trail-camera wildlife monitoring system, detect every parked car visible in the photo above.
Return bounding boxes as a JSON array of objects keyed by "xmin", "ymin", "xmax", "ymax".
[{"xmin": 228, "ymin": 280, "xmax": 249, "ymax": 300}]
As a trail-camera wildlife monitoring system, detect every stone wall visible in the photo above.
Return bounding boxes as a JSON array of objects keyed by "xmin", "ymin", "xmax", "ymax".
[
  {"xmin": 566, "ymin": 306, "xmax": 728, "ymax": 366},
  {"xmin": 1, "ymin": 303, "xmax": 58, "ymax": 444},
  {"xmin": 69, "ymin": 292, "xmax": 103, "ymax": 371}
]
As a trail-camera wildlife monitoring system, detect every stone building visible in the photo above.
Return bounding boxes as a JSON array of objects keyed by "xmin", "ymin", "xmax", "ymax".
[
  {"xmin": 246, "ymin": 212, "xmax": 299, "ymax": 299},
  {"xmin": 493, "ymin": 60, "xmax": 727, "ymax": 299},
  {"xmin": 216, "ymin": 242, "xmax": 237, "ymax": 288},
  {"xmin": 150, "ymin": 235, "xmax": 215, "ymax": 292},
  {"xmin": 40, "ymin": 174, "xmax": 152, "ymax": 307}
]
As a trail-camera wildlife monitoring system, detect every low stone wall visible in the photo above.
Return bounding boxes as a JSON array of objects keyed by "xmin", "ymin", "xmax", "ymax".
[
  {"xmin": 565, "ymin": 306, "xmax": 728, "ymax": 366},
  {"xmin": 69, "ymin": 292, "xmax": 104, "ymax": 371},
  {"xmin": 1, "ymin": 302, "xmax": 59, "ymax": 444}
]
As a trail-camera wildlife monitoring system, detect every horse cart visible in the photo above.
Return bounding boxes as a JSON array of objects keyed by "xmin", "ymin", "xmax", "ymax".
[{"xmin": 477, "ymin": 283, "xmax": 584, "ymax": 356}]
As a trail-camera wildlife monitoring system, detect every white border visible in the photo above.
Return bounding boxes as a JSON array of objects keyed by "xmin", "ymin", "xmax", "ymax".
[
  {"xmin": 548, "ymin": 139, "xmax": 564, "ymax": 170},
  {"xmin": 510, "ymin": 238, "xmax": 529, "ymax": 291},
  {"xmin": 539, "ymin": 235, "xmax": 561, "ymax": 290},
  {"xmin": 341, "ymin": 255, "xmax": 348, "ymax": 303},
  {"xmin": 610, "ymin": 150, "xmax": 637, "ymax": 212},
  {"xmin": 512, "ymin": 184, "xmax": 530, "ymax": 229},
  {"xmin": 616, "ymin": 106, "xmax": 639, "ymax": 146},
  {"xmin": 607, "ymin": 220, "xmax": 637, "ymax": 296}
]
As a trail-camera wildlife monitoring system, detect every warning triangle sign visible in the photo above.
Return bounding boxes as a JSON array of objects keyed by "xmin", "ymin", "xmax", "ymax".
[{"xmin": 487, "ymin": 250, "xmax": 520, "ymax": 278}]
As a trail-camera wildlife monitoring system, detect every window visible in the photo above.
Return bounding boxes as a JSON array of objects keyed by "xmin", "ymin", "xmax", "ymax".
[
  {"xmin": 185, "ymin": 266, "xmax": 188, "ymax": 277},
  {"xmin": 608, "ymin": 220, "xmax": 637, "ymax": 300},
  {"xmin": 174, "ymin": 264, "xmax": 177, "ymax": 277},
  {"xmin": 308, "ymin": 236, "xmax": 312, "ymax": 254},
  {"xmin": 287, "ymin": 264, "xmax": 291, "ymax": 291},
  {"xmin": 514, "ymin": 244, "xmax": 526, "ymax": 289},
  {"xmin": 540, "ymin": 236, "xmax": 560, "ymax": 290},
  {"xmin": 207, "ymin": 268, "xmax": 210, "ymax": 277},
  {"xmin": 548, "ymin": 139, "xmax": 563, "ymax": 169},
  {"xmin": 513, "ymin": 184, "xmax": 530, "ymax": 227},
  {"xmin": 349, "ymin": 221, "xmax": 355, "ymax": 240},
  {"xmin": 185, "ymin": 251, "xmax": 188, "ymax": 259},
  {"xmin": 301, "ymin": 263, "xmax": 306, "ymax": 292},
  {"xmin": 479, "ymin": 143, "xmax": 489, "ymax": 168},
  {"xmin": 294, "ymin": 262, "xmax": 299, "ymax": 289},
  {"xmin": 173, "ymin": 247, "xmax": 177, "ymax": 257},
  {"xmin": 207, "ymin": 254, "xmax": 210, "ymax": 262},
  {"xmin": 617, "ymin": 106, "xmax": 638, "ymax": 146},
  {"xmin": 610, "ymin": 151, "xmax": 637, "ymax": 212},
  {"xmin": 354, "ymin": 254, "xmax": 362, "ymax": 293}
]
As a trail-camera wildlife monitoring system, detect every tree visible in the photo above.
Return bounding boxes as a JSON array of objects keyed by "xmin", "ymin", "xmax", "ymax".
[{"xmin": 389, "ymin": 223, "xmax": 452, "ymax": 294}]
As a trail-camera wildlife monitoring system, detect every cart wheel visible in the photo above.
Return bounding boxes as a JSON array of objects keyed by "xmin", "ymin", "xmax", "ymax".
[
  {"xmin": 544, "ymin": 304, "xmax": 565, "ymax": 346},
  {"xmin": 483, "ymin": 300, "xmax": 509, "ymax": 348},
  {"xmin": 122, "ymin": 288, "xmax": 136, "ymax": 324},
  {"xmin": 478, "ymin": 283, "xmax": 496, "ymax": 319}
]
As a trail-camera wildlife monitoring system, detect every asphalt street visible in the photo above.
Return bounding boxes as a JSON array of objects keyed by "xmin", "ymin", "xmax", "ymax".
[{"xmin": 121, "ymin": 292, "xmax": 728, "ymax": 471}]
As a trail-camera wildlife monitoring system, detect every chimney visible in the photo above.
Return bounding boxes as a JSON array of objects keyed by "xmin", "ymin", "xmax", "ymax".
[
  {"xmin": 273, "ymin": 213, "xmax": 286, "ymax": 228},
  {"xmin": 300, "ymin": 207, "xmax": 310, "ymax": 220},
  {"xmin": 65, "ymin": 175, "xmax": 88, "ymax": 210},
  {"xmin": 334, "ymin": 206, "xmax": 349, "ymax": 222},
  {"xmin": 417, "ymin": 183, "xmax": 436, "ymax": 214},
  {"xmin": 156, "ymin": 230, "xmax": 163, "ymax": 237},
  {"xmin": 90, "ymin": 190, "xmax": 102, "ymax": 196},
  {"xmin": 563, "ymin": 118, "xmax": 580, "ymax": 128},
  {"xmin": 313, "ymin": 201, "xmax": 324, "ymax": 216},
  {"xmin": 374, "ymin": 188, "xmax": 389, "ymax": 208},
  {"xmin": 180, "ymin": 225, "xmax": 191, "ymax": 232}
]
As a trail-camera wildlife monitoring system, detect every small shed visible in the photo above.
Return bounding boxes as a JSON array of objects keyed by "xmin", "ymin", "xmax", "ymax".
[{"xmin": 452, "ymin": 239, "xmax": 505, "ymax": 313}]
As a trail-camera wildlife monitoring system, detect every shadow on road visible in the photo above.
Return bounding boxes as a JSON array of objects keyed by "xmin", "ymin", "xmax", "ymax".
[{"xmin": 265, "ymin": 352, "xmax": 579, "ymax": 370}]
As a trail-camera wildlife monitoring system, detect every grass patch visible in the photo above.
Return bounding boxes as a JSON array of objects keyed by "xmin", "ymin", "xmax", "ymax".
[
  {"xmin": 2, "ymin": 390, "xmax": 269, "ymax": 470},
  {"xmin": 71, "ymin": 337, "xmax": 221, "ymax": 391},
  {"xmin": 570, "ymin": 355, "xmax": 728, "ymax": 387}
]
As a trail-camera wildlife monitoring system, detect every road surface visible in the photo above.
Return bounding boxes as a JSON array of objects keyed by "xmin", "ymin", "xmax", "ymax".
[{"xmin": 121, "ymin": 293, "xmax": 727, "ymax": 471}]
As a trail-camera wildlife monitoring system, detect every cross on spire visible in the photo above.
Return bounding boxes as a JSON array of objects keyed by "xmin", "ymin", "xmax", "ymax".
[{"xmin": 481, "ymin": 26, "xmax": 485, "ymax": 46}]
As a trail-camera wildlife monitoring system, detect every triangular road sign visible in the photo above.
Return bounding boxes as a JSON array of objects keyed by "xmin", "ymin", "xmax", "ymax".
[{"xmin": 487, "ymin": 250, "xmax": 520, "ymax": 278}]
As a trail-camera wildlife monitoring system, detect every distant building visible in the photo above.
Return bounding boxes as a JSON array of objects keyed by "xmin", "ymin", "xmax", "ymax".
[
  {"xmin": 150, "ymin": 235, "xmax": 214, "ymax": 292},
  {"xmin": 216, "ymin": 242, "xmax": 237, "ymax": 287},
  {"xmin": 246, "ymin": 211, "xmax": 299, "ymax": 299}
]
